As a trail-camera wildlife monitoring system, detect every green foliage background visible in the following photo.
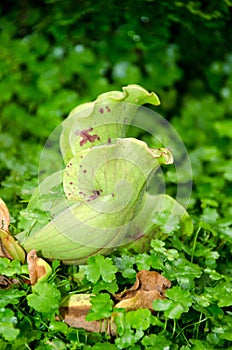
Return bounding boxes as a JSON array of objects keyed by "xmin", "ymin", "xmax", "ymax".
[{"xmin": 0, "ymin": 0, "xmax": 232, "ymax": 349}]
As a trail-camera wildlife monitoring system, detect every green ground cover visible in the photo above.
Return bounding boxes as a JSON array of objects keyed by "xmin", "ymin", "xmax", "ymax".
[{"xmin": 0, "ymin": 1, "xmax": 232, "ymax": 348}]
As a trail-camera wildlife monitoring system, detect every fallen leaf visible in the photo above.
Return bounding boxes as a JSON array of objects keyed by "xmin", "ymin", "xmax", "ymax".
[
  {"xmin": 0, "ymin": 275, "xmax": 20, "ymax": 289},
  {"xmin": 59, "ymin": 270, "xmax": 171, "ymax": 334},
  {"xmin": 27, "ymin": 250, "xmax": 52, "ymax": 286},
  {"xmin": 0, "ymin": 275, "xmax": 12, "ymax": 289},
  {"xmin": 0, "ymin": 198, "xmax": 10, "ymax": 232},
  {"xmin": 59, "ymin": 294, "xmax": 113, "ymax": 333},
  {"xmin": 114, "ymin": 270, "xmax": 171, "ymax": 310}
]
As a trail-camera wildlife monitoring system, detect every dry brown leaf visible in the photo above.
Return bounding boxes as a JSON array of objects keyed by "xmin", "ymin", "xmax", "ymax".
[
  {"xmin": 0, "ymin": 275, "xmax": 20, "ymax": 289},
  {"xmin": 59, "ymin": 294, "xmax": 113, "ymax": 333},
  {"xmin": 27, "ymin": 250, "xmax": 52, "ymax": 285},
  {"xmin": 0, "ymin": 198, "xmax": 10, "ymax": 232},
  {"xmin": 0, "ymin": 275, "xmax": 12, "ymax": 289},
  {"xmin": 59, "ymin": 270, "xmax": 171, "ymax": 334},
  {"xmin": 114, "ymin": 270, "xmax": 171, "ymax": 310}
]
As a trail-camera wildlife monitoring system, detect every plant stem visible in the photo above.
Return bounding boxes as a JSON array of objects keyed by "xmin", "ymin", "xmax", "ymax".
[{"xmin": 191, "ymin": 227, "xmax": 201, "ymax": 263}]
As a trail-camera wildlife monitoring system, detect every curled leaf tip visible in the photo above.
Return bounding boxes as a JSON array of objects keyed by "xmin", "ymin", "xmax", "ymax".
[
  {"xmin": 60, "ymin": 85, "xmax": 161, "ymax": 163},
  {"xmin": 122, "ymin": 84, "xmax": 160, "ymax": 105}
]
